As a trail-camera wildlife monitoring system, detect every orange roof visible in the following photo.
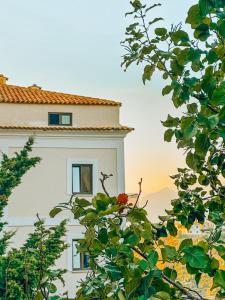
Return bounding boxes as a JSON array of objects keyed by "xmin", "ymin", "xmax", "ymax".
[
  {"xmin": 0, "ymin": 84, "xmax": 121, "ymax": 106},
  {"xmin": 0, "ymin": 125, "xmax": 134, "ymax": 132}
]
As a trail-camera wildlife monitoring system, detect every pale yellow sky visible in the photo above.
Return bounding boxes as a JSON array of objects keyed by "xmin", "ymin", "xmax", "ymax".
[{"xmin": 0, "ymin": 0, "xmax": 196, "ymax": 195}]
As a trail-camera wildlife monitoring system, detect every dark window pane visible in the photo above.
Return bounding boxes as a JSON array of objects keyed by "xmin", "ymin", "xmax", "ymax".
[
  {"xmin": 83, "ymin": 254, "xmax": 89, "ymax": 268},
  {"xmin": 81, "ymin": 165, "xmax": 92, "ymax": 193},
  {"xmin": 49, "ymin": 113, "xmax": 59, "ymax": 125}
]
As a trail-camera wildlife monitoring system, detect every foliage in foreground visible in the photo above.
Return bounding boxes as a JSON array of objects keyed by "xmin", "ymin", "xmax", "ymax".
[
  {"xmin": 52, "ymin": 0, "xmax": 225, "ymax": 299},
  {"xmin": 0, "ymin": 138, "xmax": 68, "ymax": 300}
]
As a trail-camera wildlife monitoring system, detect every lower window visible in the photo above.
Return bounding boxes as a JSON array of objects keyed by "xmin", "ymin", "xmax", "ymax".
[{"xmin": 72, "ymin": 240, "xmax": 89, "ymax": 270}]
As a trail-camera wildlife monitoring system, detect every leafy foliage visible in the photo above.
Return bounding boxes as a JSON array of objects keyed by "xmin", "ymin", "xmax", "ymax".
[
  {"xmin": 0, "ymin": 138, "xmax": 68, "ymax": 299},
  {"xmin": 0, "ymin": 218, "xmax": 67, "ymax": 300},
  {"xmin": 51, "ymin": 0, "xmax": 225, "ymax": 299}
]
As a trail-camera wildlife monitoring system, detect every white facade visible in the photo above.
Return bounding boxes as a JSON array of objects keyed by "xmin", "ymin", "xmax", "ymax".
[{"xmin": 0, "ymin": 79, "xmax": 132, "ymax": 297}]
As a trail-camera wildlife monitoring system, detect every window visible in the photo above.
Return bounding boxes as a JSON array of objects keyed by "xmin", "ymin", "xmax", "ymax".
[
  {"xmin": 48, "ymin": 112, "xmax": 72, "ymax": 126},
  {"xmin": 72, "ymin": 240, "xmax": 89, "ymax": 270},
  {"xmin": 72, "ymin": 164, "xmax": 93, "ymax": 194}
]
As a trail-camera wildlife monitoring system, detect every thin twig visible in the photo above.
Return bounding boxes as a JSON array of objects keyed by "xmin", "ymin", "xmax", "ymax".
[
  {"xmin": 140, "ymin": 199, "xmax": 149, "ymax": 209},
  {"xmin": 100, "ymin": 172, "xmax": 113, "ymax": 197},
  {"xmin": 132, "ymin": 178, "xmax": 143, "ymax": 209}
]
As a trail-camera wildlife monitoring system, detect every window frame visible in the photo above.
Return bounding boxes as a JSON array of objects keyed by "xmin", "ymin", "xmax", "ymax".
[
  {"xmin": 72, "ymin": 239, "xmax": 89, "ymax": 271},
  {"xmin": 72, "ymin": 164, "xmax": 93, "ymax": 195},
  {"xmin": 48, "ymin": 112, "xmax": 72, "ymax": 126},
  {"xmin": 67, "ymin": 159, "xmax": 98, "ymax": 196}
]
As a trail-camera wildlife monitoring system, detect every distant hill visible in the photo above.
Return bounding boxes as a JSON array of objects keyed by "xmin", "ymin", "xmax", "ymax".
[{"xmin": 141, "ymin": 188, "xmax": 177, "ymax": 223}]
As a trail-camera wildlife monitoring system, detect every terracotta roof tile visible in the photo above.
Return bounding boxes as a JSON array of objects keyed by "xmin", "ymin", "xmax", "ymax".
[
  {"xmin": 0, "ymin": 84, "xmax": 121, "ymax": 106},
  {"xmin": 0, "ymin": 125, "xmax": 134, "ymax": 132}
]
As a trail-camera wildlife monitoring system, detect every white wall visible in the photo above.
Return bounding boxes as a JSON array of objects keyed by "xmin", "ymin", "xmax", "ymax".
[{"xmin": 0, "ymin": 131, "xmax": 126, "ymax": 297}]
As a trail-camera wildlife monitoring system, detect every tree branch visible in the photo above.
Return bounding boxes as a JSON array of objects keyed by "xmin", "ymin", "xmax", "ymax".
[
  {"xmin": 131, "ymin": 246, "xmax": 209, "ymax": 300},
  {"xmin": 100, "ymin": 172, "xmax": 113, "ymax": 197}
]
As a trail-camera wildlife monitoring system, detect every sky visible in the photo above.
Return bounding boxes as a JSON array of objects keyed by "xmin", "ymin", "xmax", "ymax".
[{"xmin": 0, "ymin": 0, "xmax": 197, "ymax": 195}]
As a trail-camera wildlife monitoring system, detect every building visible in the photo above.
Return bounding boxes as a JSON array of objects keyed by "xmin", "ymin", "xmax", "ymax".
[{"xmin": 0, "ymin": 74, "xmax": 133, "ymax": 297}]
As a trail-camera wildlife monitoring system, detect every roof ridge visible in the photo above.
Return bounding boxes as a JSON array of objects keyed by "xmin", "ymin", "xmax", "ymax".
[
  {"xmin": 0, "ymin": 84, "xmax": 121, "ymax": 106},
  {"xmin": 0, "ymin": 125, "xmax": 134, "ymax": 132}
]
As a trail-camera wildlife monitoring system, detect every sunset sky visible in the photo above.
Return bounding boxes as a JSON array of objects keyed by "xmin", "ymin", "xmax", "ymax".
[{"xmin": 0, "ymin": 0, "xmax": 196, "ymax": 195}]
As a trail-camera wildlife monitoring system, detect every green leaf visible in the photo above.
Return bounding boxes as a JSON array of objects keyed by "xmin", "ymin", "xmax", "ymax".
[
  {"xmin": 212, "ymin": 82, "xmax": 225, "ymax": 105},
  {"xmin": 213, "ymin": 270, "xmax": 225, "ymax": 290},
  {"xmin": 198, "ymin": 174, "xmax": 209, "ymax": 186},
  {"xmin": 163, "ymin": 267, "xmax": 177, "ymax": 281},
  {"xmin": 127, "ymin": 208, "xmax": 147, "ymax": 223},
  {"xmin": 47, "ymin": 283, "xmax": 57, "ymax": 293},
  {"xmin": 208, "ymin": 114, "xmax": 219, "ymax": 129},
  {"xmin": 186, "ymin": 152, "xmax": 202, "ymax": 171},
  {"xmin": 93, "ymin": 193, "xmax": 110, "ymax": 211},
  {"xmin": 187, "ymin": 103, "xmax": 198, "ymax": 113},
  {"xmin": 194, "ymin": 24, "xmax": 210, "ymax": 41},
  {"xmin": 162, "ymin": 85, "xmax": 172, "ymax": 96},
  {"xmin": 186, "ymin": 5, "xmax": 201, "ymax": 28},
  {"xmin": 98, "ymin": 227, "xmax": 109, "ymax": 244},
  {"xmin": 183, "ymin": 246, "xmax": 209, "ymax": 269},
  {"xmin": 170, "ymin": 59, "xmax": 184, "ymax": 76},
  {"xmin": 166, "ymin": 220, "xmax": 178, "ymax": 237},
  {"xmin": 139, "ymin": 259, "xmax": 149, "ymax": 271},
  {"xmin": 105, "ymin": 264, "xmax": 122, "ymax": 281},
  {"xmin": 35, "ymin": 292, "xmax": 44, "ymax": 300},
  {"xmin": 154, "ymin": 291, "xmax": 171, "ymax": 300},
  {"xmin": 49, "ymin": 207, "xmax": 62, "ymax": 218},
  {"xmin": 162, "ymin": 114, "xmax": 180, "ymax": 128},
  {"xmin": 171, "ymin": 30, "xmax": 189, "ymax": 44},
  {"xmin": 164, "ymin": 129, "xmax": 174, "ymax": 142},
  {"xmin": 218, "ymin": 20, "xmax": 225, "ymax": 38},
  {"xmin": 195, "ymin": 133, "xmax": 210, "ymax": 158},
  {"xmin": 155, "ymin": 27, "xmax": 167, "ymax": 36},
  {"xmin": 148, "ymin": 250, "xmax": 159, "ymax": 268},
  {"xmin": 195, "ymin": 273, "xmax": 202, "ymax": 287},
  {"xmin": 199, "ymin": 0, "xmax": 213, "ymax": 16},
  {"xmin": 142, "ymin": 65, "xmax": 155, "ymax": 84},
  {"xmin": 75, "ymin": 198, "xmax": 92, "ymax": 207},
  {"xmin": 124, "ymin": 233, "xmax": 140, "ymax": 246},
  {"xmin": 161, "ymin": 246, "xmax": 176, "ymax": 262},
  {"xmin": 181, "ymin": 117, "xmax": 198, "ymax": 139}
]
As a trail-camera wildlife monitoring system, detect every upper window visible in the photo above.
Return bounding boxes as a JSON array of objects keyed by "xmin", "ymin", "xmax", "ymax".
[
  {"xmin": 48, "ymin": 112, "xmax": 72, "ymax": 126},
  {"xmin": 72, "ymin": 164, "xmax": 93, "ymax": 194}
]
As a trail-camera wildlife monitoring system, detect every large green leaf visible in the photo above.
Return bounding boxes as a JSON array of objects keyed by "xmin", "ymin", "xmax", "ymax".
[
  {"xmin": 195, "ymin": 133, "xmax": 210, "ymax": 158},
  {"xmin": 98, "ymin": 227, "xmax": 109, "ymax": 244},
  {"xmin": 166, "ymin": 220, "xmax": 178, "ymax": 237},
  {"xmin": 164, "ymin": 129, "xmax": 174, "ymax": 142},
  {"xmin": 148, "ymin": 250, "xmax": 159, "ymax": 268},
  {"xmin": 186, "ymin": 152, "xmax": 202, "ymax": 171},
  {"xmin": 49, "ymin": 207, "xmax": 62, "ymax": 218},
  {"xmin": 75, "ymin": 198, "xmax": 92, "ymax": 207},
  {"xmin": 186, "ymin": 5, "xmax": 201, "ymax": 28},
  {"xmin": 155, "ymin": 27, "xmax": 167, "ymax": 36},
  {"xmin": 162, "ymin": 85, "xmax": 172, "ymax": 96},
  {"xmin": 162, "ymin": 114, "xmax": 180, "ymax": 128},
  {"xmin": 183, "ymin": 246, "xmax": 209, "ymax": 269},
  {"xmin": 199, "ymin": 0, "xmax": 213, "ymax": 16},
  {"xmin": 171, "ymin": 30, "xmax": 189, "ymax": 44},
  {"xmin": 213, "ymin": 270, "xmax": 225, "ymax": 290},
  {"xmin": 211, "ymin": 82, "xmax": 225, "ymax": 105},
  {"xmin": 161, "ymin": 246, "xmax": 176, "ymax": 262},
  {"xmin": 143, "ymin": 65, "xmax": 155, "ymax": 84},
  {"xmin": 218, "ymin": 20, "xmax": 225, "ymax": 38}
]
